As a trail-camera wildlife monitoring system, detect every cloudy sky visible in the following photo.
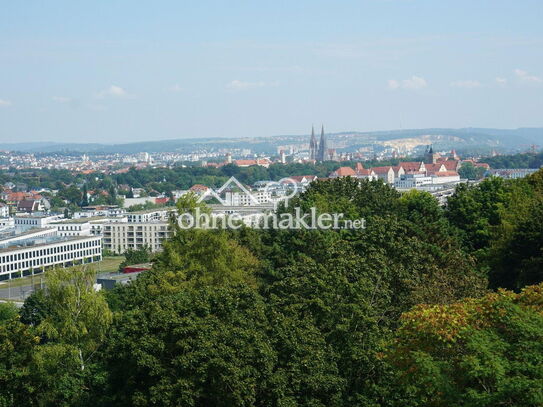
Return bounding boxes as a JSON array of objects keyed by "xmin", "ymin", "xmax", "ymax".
[{"xmin": 1, "ymin": 0, "xmax": 542, "ymax": 143}]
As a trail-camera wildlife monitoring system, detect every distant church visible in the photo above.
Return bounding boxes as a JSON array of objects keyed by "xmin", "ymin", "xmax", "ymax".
[{"xmin": 309, "ymin": 125, "xmax": 328, "ymax": 162}]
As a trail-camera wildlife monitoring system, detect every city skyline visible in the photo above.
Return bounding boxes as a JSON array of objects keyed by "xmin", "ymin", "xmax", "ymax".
[{"xmin": 1, "ymin": 1, "xmax": 543, "ymax": 143}]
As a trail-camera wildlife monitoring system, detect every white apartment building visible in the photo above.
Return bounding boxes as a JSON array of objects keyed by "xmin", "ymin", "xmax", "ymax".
[
  {"xmin": 14, "ymin": 214, "xmax": 64, "ymax": 232},
  {"xmin": 224, "ymin": 191, "xmax": 272, "ymax": 206},
  {"xmin": 126, "ymin": 209, "xmax": 172, "ymax": 223},
  {"xmin": 102, "ymin": 222, "xmax": 171, "ymax": 254},
  {"xmin": 0, "ymin": 234, "xmax": 102, "ymax": 280},
  {"xmin": 50, "ymin": 219, "xmax": 92, "ymax": 237},
  {"xmin": 73, "ymin": 206, "xmax": 126, "ymax": 219}
]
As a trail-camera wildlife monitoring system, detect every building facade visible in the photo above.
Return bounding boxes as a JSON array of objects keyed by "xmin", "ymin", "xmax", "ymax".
[
  {"xmin": 102, "ymin": 222, "xmax": 172, "ymax": 254},
  {"xmin": 0, "ymin": 235, "xmax": 102, "ymax": 280}
]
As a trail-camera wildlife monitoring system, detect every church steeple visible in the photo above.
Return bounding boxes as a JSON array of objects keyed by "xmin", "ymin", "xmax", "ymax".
[
  {"xmin": 317, "ymin": 125, "xmax": 327, "ymax": 162},
  {"xmin": 309, "ymin": 125, "xmax": 318, "ymax": 160}
]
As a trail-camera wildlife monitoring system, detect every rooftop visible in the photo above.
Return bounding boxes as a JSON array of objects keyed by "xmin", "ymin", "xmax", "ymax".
[{"xmin": 0, "ymin": 234, "xmax": 99, "ymax": 254}]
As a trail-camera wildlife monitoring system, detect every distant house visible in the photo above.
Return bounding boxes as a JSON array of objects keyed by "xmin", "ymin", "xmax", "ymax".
[
  {"xmin": 287, "ymin": 175, "xmax": 318, "ymax": 187},
  {"xmin": 188, "ymin": 184, "xmax": 210, "ymax": 196},
  {"xmin": 330, "ymin": 165, "xmax": 377, "ymax": 180},
  {"xmin": 17, "ymin": 198, "xmax": 50, "ymax": 213},
  {"xmin": 329, "ymin": 166, "xmax": 357, "ymax": 178},
  {"xmin": 370, "ymin": 166, "xmax": 395, "ymax": 184},
  {"xmin": 234, "ymin": 158, "xmax": 272, "ymax": 168},
  {"xmin": 399, "ymin": 161, "xmax": 426, "ymax": 173},
  {"xmin": 424, "ymin": 163, "xmax": 447, "ymax": 175}
]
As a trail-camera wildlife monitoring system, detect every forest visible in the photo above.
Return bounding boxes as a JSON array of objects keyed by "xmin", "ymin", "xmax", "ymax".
[
  {"xmin": 1, "ymin": 168, "xmax": 543, "ymax": 406},
  {"xmin": 481, "ymin": 151, "xmax": 543, "ymax": 169}
]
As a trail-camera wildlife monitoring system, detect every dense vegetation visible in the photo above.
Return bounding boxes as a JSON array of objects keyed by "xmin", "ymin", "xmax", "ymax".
[
  {"xmin": 481, "ymin": 151, "xmax": 543, "ymax": 169},
  {"xmin": 2, "ymin": 169, "xmax": 543, "ymax": 406}
]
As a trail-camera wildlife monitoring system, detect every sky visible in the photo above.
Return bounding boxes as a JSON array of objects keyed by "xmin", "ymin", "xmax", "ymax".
[{"xmin": 1, "ymin": 0, "xmax": 542, "ymax": 143}]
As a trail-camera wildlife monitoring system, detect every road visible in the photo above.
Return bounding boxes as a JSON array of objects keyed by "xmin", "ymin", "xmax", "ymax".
[{"xmin": 0, "ymin": 270, "xmax": 124, "ymax": 302}]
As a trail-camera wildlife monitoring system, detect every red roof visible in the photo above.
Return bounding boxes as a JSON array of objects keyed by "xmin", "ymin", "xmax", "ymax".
[
  {"xmin": 433, "ymin": 171, "xmax": 459, "ymax": 177},
  {"xmin": 357, "ymin": 169, "xmax": 373, "ymax": 176},
  {"xmin": 371, "ymin": 166, "xmax": 393, "ymax": 174},
  {"xmin": 355, "ymin": 162, "xmax": 364, "ymax": 172},
  {"xmin": 155, "ymin": 197, "xmax": 170, "ymax": 205},
  {"xmin": 399, "ymin": 162, "xmax": 424, "ymax": 171},
  {"xmin": 235, "ymin": 159, "xmax": 257, "ymax": 166},
  {"xmin": 442, "ymin": 160, "xmax": 460, "ymax": 171},
  {"xmin": 6, "ymin": 192, "xmax": 31, "ymax": 202},
  {"xmin": 333, "ymin": 167, "xmax": 357, "ymax": 177},
  {"xmin": 189, "ymin": 184, "xmax": 209, "ymax": 192},
  {"xmin": 424, "ymin": 163, "xmax": 444, "ymax": 172}
]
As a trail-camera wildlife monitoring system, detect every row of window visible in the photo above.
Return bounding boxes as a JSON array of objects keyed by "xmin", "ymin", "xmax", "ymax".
[
  {"xmin": 0, "ymin": 248, "xmax": 101, "ymax": 273},
  {"xmin": 0, "ymin": 239, "xmax": 101, "ymax": 264}
]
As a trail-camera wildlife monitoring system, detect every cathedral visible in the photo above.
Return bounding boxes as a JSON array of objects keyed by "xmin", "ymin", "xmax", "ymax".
[{"xmin": 309, "ymin": 125, "xmax": 327, "ymax": 162}]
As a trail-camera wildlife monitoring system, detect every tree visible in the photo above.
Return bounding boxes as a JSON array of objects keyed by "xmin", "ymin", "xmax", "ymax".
[
  {"xmin": 388, "ymin": 283, "xmax": 543, "ymax": 407},
  {"xmin": 37, "ymin": 266, "xmax": 112, "ymax": 371},
  {"xmin": 0, "ymin": 319, "xmax": 39, "ymax": 405},
  {"xmin": 20, "ymin": 289, "xmax": 52, "ymax": 327},
  {"xmin": 118, "ymin": 245, "xmax": 152, "ymax": 272},
  {"xmin": 104, "ymin": 284, "xmax": 277, "ymax": 407},
  {"xmin": 0, "ymin": 302, "xmax": 18, "ymax": 323},
  {"xmin": 81, "ymin": 184, "xmax": 89, "ymax": 207},
  {"xmin": 459, "ymin": 161, "xmax": 485, "ymax": 180}
]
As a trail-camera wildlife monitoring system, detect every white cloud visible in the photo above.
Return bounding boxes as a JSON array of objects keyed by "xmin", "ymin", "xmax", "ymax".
[
  {"xmin": 0, "ymin": 99, "xmax": 12, "ymax": 107},
  {"xmin": 226, "ymin": 80, "xmax": 279, "ymax": 90},
  {"xmin": 96, "ymin": 85, "xmax": 130, "ymax": 98},
  {"xmin": 52, "ymin": 96, "xmax": 72, "ymax": 103},
  {"xmin": 171, "ymin": 84, "xmax": 183, "ymax": 93},
  {"xmin": 450, "ymin": 80, "xmax": 482, "ymax": 88},
  {"xmin": 495, "ymin": 77, "xmax": 507, "ymax": 85},
  {"xmin": 514, "ymin": 69, "xmax": 542, "ymax": 84},
  {"xmin": 387, "ymin": 75, "xmax": 427, "ymax": 90}
]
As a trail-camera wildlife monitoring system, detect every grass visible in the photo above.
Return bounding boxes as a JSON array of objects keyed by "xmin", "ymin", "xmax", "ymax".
[{"xmin": 93, "ymin": 256, "xmax": 126, "ymax": 275}]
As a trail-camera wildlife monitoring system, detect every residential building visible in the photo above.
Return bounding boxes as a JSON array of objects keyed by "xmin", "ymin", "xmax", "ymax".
[
  {"xmin": 101, "ymin": 222, "xmax": 172, "ymax": 254},
  {"xmin": 126, "ymin": 208, "xmax": 172, "ymax": 223}
]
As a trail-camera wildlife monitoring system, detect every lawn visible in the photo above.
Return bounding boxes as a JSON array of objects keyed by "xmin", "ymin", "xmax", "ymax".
[{"xmin": 94, "ymin": 256, "xmax": 126, "ymax": 275}]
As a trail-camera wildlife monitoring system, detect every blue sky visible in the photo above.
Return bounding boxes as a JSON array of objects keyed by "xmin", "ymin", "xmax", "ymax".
[{"xmin": 1, "ymin": 0, "xmax": 542, "ymax": 143}]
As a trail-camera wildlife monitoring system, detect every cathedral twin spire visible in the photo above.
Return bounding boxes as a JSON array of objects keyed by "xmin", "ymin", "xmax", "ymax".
[{"xmin": 309, "ymin": 125, "xmax": 327, "ymax": 161}]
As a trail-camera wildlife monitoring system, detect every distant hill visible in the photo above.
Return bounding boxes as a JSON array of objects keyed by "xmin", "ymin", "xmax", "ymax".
[{"xmin": 1, "ymin": 128, "xmax": 542, "ymax": 154}]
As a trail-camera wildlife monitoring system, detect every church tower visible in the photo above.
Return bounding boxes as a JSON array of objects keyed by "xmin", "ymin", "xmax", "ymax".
[
  {"xmin": 424, "ymin": 145, "xmax": 439, "ymax": 164},
  {"xmin": 309, "ymin": 126, "xmax": 318, "ymax": 160},
  {"xmin": 317, "ymin": 125, "xmax": 327, "ymax": 161}
]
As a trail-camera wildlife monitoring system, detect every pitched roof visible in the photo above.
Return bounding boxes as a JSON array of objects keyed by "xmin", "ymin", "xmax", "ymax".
[
  {"xmin": 399, "ymin": 162, "xmax": 424, "ymax": 171},
  {"xmin": 371, "ymin": 166, "xmax": 393, "ymax": 174},
  {"xmin": 442, "ymin": 160, "xmax": 460, "ymax": 171},
  {"xmin": 425, "ymin": 163, "xmax": 446, "ymax": 173},
  {"xmin": 333, "ymin": 167, "xmax": 357, "ymax": 177},
  {"xmin": 357, "ymin": 168, "xmax": 374, "ymax": 176},
  {"xmin": 17, "ymin": 199, "xmax": 39, "ymax": 210}
]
